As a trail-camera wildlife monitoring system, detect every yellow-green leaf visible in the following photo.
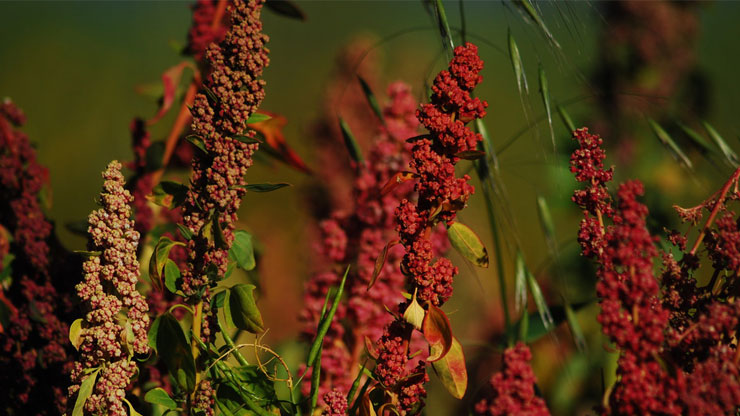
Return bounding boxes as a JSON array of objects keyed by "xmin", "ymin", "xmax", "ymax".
[
  {"xmin": 447, "ymin": 222, "xmax": 488, "ymax": 267},
  {"xmin": 431, "ymin": 336, "xmax": 467, "ymax": 399},
  {"xmin": 69, "ymin": 318, "xmax": 83, "ymax": 350}
]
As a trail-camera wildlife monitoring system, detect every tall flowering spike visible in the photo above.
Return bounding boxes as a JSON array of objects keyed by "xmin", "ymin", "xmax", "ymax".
[
  {"xmin": 474, "ymin": 343, "xmax": 550, "ymax": 416},
  {"xmin": 68, "ymin": 161, "xmax": 150, "ymax": 416},
  {"xmin": 0, "ymin": 98, "xmax": 73, "ymax": 414},
  {"xmin": 180, "ymin": 0, "xmax": 269, "ymax": 318}
]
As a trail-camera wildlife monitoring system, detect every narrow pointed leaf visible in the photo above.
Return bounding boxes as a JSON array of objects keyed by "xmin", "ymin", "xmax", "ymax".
[
  {"xmin": 431, "ymin": 336, "xmax": 467, "ymax": 399},
  {"xmin": 565, "ymin": 302, "xmax": 586, "ymax": 352},
  {"xmin": 144, "ymin": 387, "xmax": 178, "ymax": 410},
  {"xmin": 678, "ymin": 122, "xmax": 716, "ymax": 158},
  {"xmin": 454, "ymin": 150, "xmax": 486, "ymax": 160},
  {"xmin": 234, "ymin": 134, "xmax": 263, "ymax": 144},
  {"xmin": 508, "ymin": 29, "xmax": 528, "ymax": 95},
  {"xmin": 246, "ymin": 113, "xmax": 272, "ymax": 124},
  {"xmin": 347, "ymin": 361, "xmax": 367, "ymax": 405},
  {"xmin": 176, "ymin": 223, "xmax": 193, "ymax": 241},
  {"xmin": 368, "ymin": 240, "xmax": 398, "ymax": 290},
  {"xmin": 432, "ymin": 0, "xmax": 455, "ymax": 53},
  {"xmin": 185, "ymin": 134, "xmax": 207, "ymax": 154},
  {"xmin": 648, "ymin": 118, "xmax": 693, "ymax": 169},
  {"xmin": 229, "ymin": 284, "xmax": 264, "ymax": 334},
  {"xmin": 423, "ymin": 304, "xmax": 453, "ymax": 362},
  {"xmin": 556, "ymin": 105, "xmax": 575, "ymax": 133},
  {"xmin": 357, "ymin": 76, "xmax": 385, "ymax": 125},
  {"xmin": 339, "ymin": 117, "xmax": 363, "ymax": 163},
  {"xmin": 513, "ymin": 0, "xmax": 560, "ymax": 48},
  {"xmin": 307, "ymin": 266, "xmax": 349, "ymax": 367},
  {"xmin": 703, "ymin": 121, "xmax": 739, "ymax": 166},
  {"xmin": 536, "ymin": 195, "xmax": 556, "ymax": 246},
  {"xmin": 239, "ymin": 182, "xmax": 291, "ymax": 193},
  {"xmin": 265, "ymin": 0, "xmax": 307, "ymax": 21},
  {"xmin": 527, "ymin": 271, "xmax": 554, "ymax": 332},
  {"xmin": 447, "ymin": 222, "xmax": 489, "ymax": 267},
  {"xmin": 514, "ymin": 251, "xmax": 527, "ymax": 314},
  {"xmin": 538, "ymin": 64, "xmax": 555, "ymax": 151},
  {"xmin": 72, "ymin": 368, "xmax": 101, "ymax": 416}
]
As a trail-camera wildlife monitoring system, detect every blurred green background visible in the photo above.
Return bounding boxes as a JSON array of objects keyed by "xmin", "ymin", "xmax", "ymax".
[{"xmin": 2, "ymin": 1, "xmax": 740, "ymax": 414}]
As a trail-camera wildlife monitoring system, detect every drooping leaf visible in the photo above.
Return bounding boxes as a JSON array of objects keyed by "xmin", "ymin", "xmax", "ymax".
[
  {"xmin": 368, "ymin": 240, "xmax": 398, "ymax": 290},
  {"xmin": 380, "ymin": 172, "xmax": 417, "ymax": 196},
  {"xmin": 249, "ymin": 111, "xmax": 313, "ymax": 174},
  {"xmin": 703, "ymin": 121, "xmax": 739, "ymax": 166},
  {"xmin": 431, "ymin": 336, "xmax": 467, "ymax": 399},
  {"xmin": 149, "ymin": 61, "xmax": 197, "ymax": 124},
  {"xmin": 72, "ymin": 368, "xmax": 100, "ymax": 416},
  {"xmin": 246, "ymin": 113, "xmax": 272, "ymax": 124},
  {"xmin": 423, "ymin": 304, "xmax": 453, "ymax": 362},
  {"xmin": 507, "ymin": 29, "xmax": 528, "ymax": 95},
  {"xmin": 265, "ymin": 0, "xmax": 307, "ymax": 21},
  {"xmin": 514, "ymin": 251, "xmax": 527, "ymax": 314},
  {"xmin": 513, "ymin": 0, "xmax": 560, "ymax": 49},
  {"xmin": 648, "ymin": 118, "xmax": 693, "ymax": 170},
  {"xmin": 538, "ymin": 64, "xmax": 555, "ymax": 151},
  {"xmin": 447, "ymin": 222, "xmax": 489, "ymax": 267},
  {"xmin": 69, "ymin": 318, "xmax": 83, "ymax": 350},
  {"xmin": 122, "ymin": 398, "xmax": 144, "ymax": 416},
  {"xmin": 185, "ymin": 134, "xmax": 207, "ymax": 154},
  {"xmin": 339, "ymin": 117, "xmax": 363, "ymax": 163},
  {"xmin": 144, "ymin": 387, "xmax": 178, "ymax": 410},
  {"xmin": 307, "ymin": 266, "xmax": 349, "ymax": 367},
  {"xmin": 238, "ymin": 182, "xmax": 291, "ymax": 193},
  {"xmin": 229, "ymin": 230, "xmax": 256, "ymax": 271},
  {"xmin": 156, "ymin": 312, "xmax": 196, "ymax": 393},
  {"xmin": 163, "ymin": 259, "xmax": 181, "ymax": 294},
  {"xmin": 357, "ymin": 76, "xmax": 385, "ymax": 125},
  {"xmin": 229, "ymin": 284, "xmax": 264, "ymax": 334},
  {"xmin": 556, "ymin": 105, "xmax": 575, "ymax": 133},
  {"xmin": 402, "ymin": 292, "xmax": 425, "ymax": 331},
  {"xmin": 149, "ymin": 237, "xmax": 185, "ymax": 292}
]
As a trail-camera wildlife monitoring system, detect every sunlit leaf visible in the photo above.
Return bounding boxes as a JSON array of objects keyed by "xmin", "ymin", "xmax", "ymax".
[
  {"xmin": 149, "ymin": 61, "xmax": 197, "ymax": 124},
  {"xmin": 69, "ymin": 318, "xmax": 83, "ymax": 350},
  {"xmin": 556, "ymin": 105, "xmax": 575, "ymax": 133},
  {"xmin": 229, "ymin": 230, "xmax": 256, "ymax": 271},
  {"xmin": 447, "ymin": 222, "xmax": 489, "ymax": 267},
  {"xmin": 423, "ymin": 304, "xmax": 453, "ymax": 362},
  {"xmin": 431, "ymin": 336, "xmax": 467, "ymax": 399},
  {"xmin": 246, "ymin": 113, "xmax": 272, "ymax": 124},
  {"xmin": 403, "ymin": 292, "xmax": 425, "ymax": 331},
  {"xmin": 144, "ymin": 387, "xmax": 178, "ymax": 410},
  {"xmin": 507, "ymin": 29, "xmax": 528, "ymax": 95},
  {"xmin": 72, "ymin": 368, "xmax": 100, "ymax": 416},
  {"xmin": 514, "ymin": 251, "xmax": 527, "ymax": 314},
  {"xmin": 432, "ymin": 0, "xmax": 454, "ymax": 53},
  {"xmin": 538, "ymin": 64, "xmax": 555, "ymax": 151},
  {"xmin": 380, "ymin": 172, "xmax": 416, "ymax": 196},
  {"xmin": 307, "ymin": 266, "xmax": 349, "ymax": 367}
]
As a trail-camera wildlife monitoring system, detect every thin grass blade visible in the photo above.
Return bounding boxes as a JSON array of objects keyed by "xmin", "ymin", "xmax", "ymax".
[
  {"xmin": 703, "ymin": 121, "xmax": 739, "ymax": 166},
  {"xmin": 648, "ymin": 118, "xmax": 693, "ymax": 170},
  {"xmin": 538, "ymin": 64, "xmax": 555, "ymax": 152}
]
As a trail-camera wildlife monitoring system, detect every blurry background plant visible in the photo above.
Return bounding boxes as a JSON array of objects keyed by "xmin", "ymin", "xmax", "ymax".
[{"xmin": 2, "ymin": 0, "xmax": 740, "ymax": 415}]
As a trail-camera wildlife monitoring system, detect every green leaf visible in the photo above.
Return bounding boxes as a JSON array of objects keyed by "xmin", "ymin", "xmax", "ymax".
[
  {"xmin": 339, "ymin": 117, "xmax": 363, "ymax": 163},
  {"xmin": 123, "ymin": 398, "xmax": 144, "ymax": 416},
  {"xmin": 229, "ymin": 230, "xmax": 256, "ymax": 271},
  {"xmin": 432, "ymin": 0, "xmax": 455, "ymax": 53},
  {"xmin": 72, "ymin": 368, "xmax": 100, "ymax": 416},
  {"xmin": 212, "ymin": 212, "xmax": 228, "ymax": 250},
  {"xmin": 423, "ymin": 304, "xmax": 453, "ymax": 362},
  {"xmin": 149, "ymin": 237, "xmax": 185, "ymax": 292},
  {"xmin": 156, "ymin": 313, "xmax": 196, "ymax": 393},
  {"xmin": 307, "ymin": 266, "xmax": 349, "ymax": 367},
  {"xmin": 507, "ymin": 29, "xmax": 528, "ymax": 95},
  {"xmin": 144, "ymin": 387, "xmax": 178, "ymax": 410},
  {"xmin": 648, "ymin": 118, "xmax": 693, "ymax": 170},
  {"xmin": 176, "ymin": 223, "xmax": 193, "ymax": 241},
  {"xmin": 565, "ymin": 302, "xmax": 586, "ymax": 352},
  {"xmin": 234, "ymin": 134, "xmax": 263, "ymax": 144},
  {"xmin": 527, "ymin": 270, "xmax": 554, "ymax": 333},
  {"xmin": 265, "ymin": 0, "xmax": 307, "ymax": 21},
  {"xmin": 69, "ymin": 318, "xmax": 83, "ymax": 350},
  {"xmin": 538, "ymin": 64, "xmax": 555, "ymax": 151},
  {"xmin": 147, "ymin": 314, "xmax": 161, "ymax": 352},
  {"xmin": 447, "ymin": 222, "xmax": 489, "ymax": 267},
  {"xmin": 229, "ymin": 284, "xmax": 265, "ymax": 334},
  {"xmin": 164, "ymin": 259, "xmax": 181, "ymax": 294},
  {"xmin": 678, "ymin": 122, "xmax": 715, "ymax": 156},
  {"xmin": 402, "ymin": 292, "xmax": 425, "ymax": 331},
  {"xmin": 536, "ymin": 195, "xmax": 556, "ymax": 247},
  {"xmin": 246, "ymin": 113, "xmax": 272, "ymax": 124},
  {"xmin": 513, "ymin": 0, "xmax": 560, "ymax": 49},
  {"xmin": 185, "ymin": 134, "xmax": 207, "ymax": 154},
  {"xmin": 222, "ymin": 289, "xmax": 235, "ymax": 329},
  {"xmin": 357, "ymin": 76, "xmax": 385, "ymax": 125},
  {"xmin": 703, "ymin": 121, "xmax": 739, "ymax": 166},
  {"xmin": 514, "ymin": 251, "xmax": 527, "ymax": 314},
  {"xmin": 556, "ymin": 105, "xmax": 575, "ymax": 133},
  {"xmin": 239, "ymin": 182, "xmax": 291, "ymax": 193},
  {"xmin": 431, "ymin": 336, "xmax": 467, "ymax": 399}
]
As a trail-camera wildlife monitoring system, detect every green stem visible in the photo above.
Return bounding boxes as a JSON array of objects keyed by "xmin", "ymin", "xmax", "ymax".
[{"xmin": 218, "ymin": 320, "xmax": 249, "ymax": 366}]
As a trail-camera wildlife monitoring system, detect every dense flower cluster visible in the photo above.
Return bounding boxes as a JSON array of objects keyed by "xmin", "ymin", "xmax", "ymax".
[
  {"xmin": 322, "ymin": 389, "xmax": 348, "ymax": 416},
  {"xmin": 571, "ymin": 127, "xmax": 740, "ymax": 415},
  {"xmin": 371, "ymin": 42, "xmax": 487, "ymax": 415},
  {"xmin": 474, "ymin": 343, "xmax": 550, "ymax": 416},
  {"xmin": 300, "ymin": 82, "xmax": 434, "ymax": 400},
  {"xmin": 180, "ymin": 0, "xmax": 269, "ymax": 321},
  {"xmin": 0, "ymin": 99, "xmax": 73, "ymax": 414},
  {"xmin": 67, "ymin": 161, "xmax": 150, "ymax": 416}
]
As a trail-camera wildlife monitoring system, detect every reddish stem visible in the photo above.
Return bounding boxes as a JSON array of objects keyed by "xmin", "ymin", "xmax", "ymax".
[{"xmin": 689, "ymin": 167, "xmax": 740, "ymax": 256}]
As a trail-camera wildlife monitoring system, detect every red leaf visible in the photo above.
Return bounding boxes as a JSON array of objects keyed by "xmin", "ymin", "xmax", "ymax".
[
  {"xmin": 368, "ymin": 240, "xmax": 399, "ymax": 290},
  {"xmin": 422, "ymin": 304, "xmax": 453, "ymax": 362},
  {"xmin": 249, "ymin": 111, "xmax": 312, "ymax": 174},
  {"xmin": 149, "ymin": 61, "xmax": 198, "ymax": 125},
  {"xmin": 358, "ymin": 390, "xmax": 377, "ymax": 416},
  {"xmin": 364, "ymin": 335, "xmax": 379, "ymax": 359},
  {"xmin": 431, "ymin": 336, "xmax": 467, "ymax": 399},
  {"xmin": 380, "ymin": 172, "xmax": 417, "ymax": 196}
]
